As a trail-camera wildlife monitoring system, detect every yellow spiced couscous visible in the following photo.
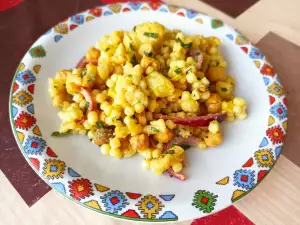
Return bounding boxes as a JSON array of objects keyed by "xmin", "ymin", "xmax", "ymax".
[{"xmin": 48, "ymin": 22, "xmax": 248, "ymax": 180}]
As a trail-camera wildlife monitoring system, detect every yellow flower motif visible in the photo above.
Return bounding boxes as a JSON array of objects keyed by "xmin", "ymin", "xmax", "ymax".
[
  {"xmin": 12, "ymin": 90, "xmax": 33, "ymax": 106},
  {"xmin": 254, "ymin": 149, "xmax": 274, "ymax": 167},
  {"xmin": 136, "ymin": 195, "xmax": 164, "ymax": 219},
  {"xmin": 43, "ymin": 159, "xmax": 66, "ymax": 179}
]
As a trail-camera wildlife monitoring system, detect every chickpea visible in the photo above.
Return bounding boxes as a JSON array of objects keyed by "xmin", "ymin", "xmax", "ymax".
[
  {"xmin": 205, "ymin": 93, "xmax": 222, "ymax": 114},
  {"xmin": 204, "ymin": 131, "xmax": 223, "ymax": 147},
  {"xmin": 206, "ymin": 67, "xmax": 227, "ymax": 82},
  {"xmin": 216, "ymin": 81, "xmax": 233, "ymax": 100},
  {"xmin": 130, "ymin": 134, "xmax": 149, "ymax": 151}
]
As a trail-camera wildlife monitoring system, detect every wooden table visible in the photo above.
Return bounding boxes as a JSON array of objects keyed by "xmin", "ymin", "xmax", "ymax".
[{"xmin": 1, "ymin": 0, "xmax": 300, "ymax": 224}]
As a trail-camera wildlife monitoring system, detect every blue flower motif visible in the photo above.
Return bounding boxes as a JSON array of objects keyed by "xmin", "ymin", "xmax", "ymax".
[
  {"xmin": 16, "ymin": 70, "xmax": 36, "ymax": 85},
  {"xmin": 128, "ymin": 2, "xmax": 142, "ymax": 10},
  {"xmin": 101, "ymin": 190, "xmax": 129, "ymax": 214},
  {"xmin": 70, "ymin": 14, "xmax": 84, "ymax": 24},
  {"xmin": 24, "ymin": 136, "xmax": 46, "ymax": 155},
  {"xmin": 233, "ymin": 169, "xmax": 255, "ymax": 190},
  {"xmin": 249, "ymin": 47, "xmax": 264, "ymax": 59},
  {"xmin": 270, "ymin": 103, "xmax": 287, "ymax": 120},
  {"xmin": 186, "ymin": 9, "xmax": 199, "ymax": 19}
]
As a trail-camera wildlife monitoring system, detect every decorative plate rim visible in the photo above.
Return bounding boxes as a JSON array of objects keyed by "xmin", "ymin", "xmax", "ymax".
[{"xmin": 8, "ymin": 1, "xmax": 287, "ymax": 222}]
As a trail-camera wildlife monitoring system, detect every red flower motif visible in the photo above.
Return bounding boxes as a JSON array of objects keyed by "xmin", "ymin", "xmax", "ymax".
[
  {"xmin": 266, "ymin": 126, "xmax": 284, "ymax": 144},
  {"xmin": 14, "ymin": 111, "xmax": 36, "ymax": 130},
  {"xmin": 89, "ymin": 7, "xmax": 102, "ymax": 17},
  {"xmin": 149, "ymin": 2, "xmax": 161, "ymax": 10},
  {"xmin": 261, "ymin": 64, "xmax": 275, "ymax": 77},
  {"xmin": 68, "ymin": 178, "xmax": 94, "ymax": 200}
]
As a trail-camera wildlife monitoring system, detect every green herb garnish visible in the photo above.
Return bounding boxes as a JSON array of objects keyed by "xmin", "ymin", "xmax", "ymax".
[
  {"xmin": 176, "ymin": 37, "xmax": 192, "ymax": 48},
  {"xmin": 151, "ymin": 127, "xmax": 160, "ymax": 132},
  {"xmin": 131, "ymin": 54, "xmax": 138, "ymax": 66},
  {"xmin": 174, "ymin": 68, "xmax": 181, "ymax": 74},
  {"xmin": 96, "ymin": 121, "xmax": 104, "ymax": 128},
  {"xmin": 165, "ymin": 149, "xmax": 175, "ymax": 155},
  {"xmin": 163, "ymin": 44, "xmax": 168, "ymax": 48},
  {"xmin": 180, "ymin": 144, "xmax": 191, "ymax": 150},
  {"xmin": 54, "ymin": 85, "xmax": 57, "ymax": 89},
  {"xmin": 196, "ymin": 52, "xmax": 201, "ymax": 56},
  {"xmin": 221, "ymin": 87, "xmax": 228, "ymax": 92},
  {"xmin": 144, "ymin": 51, "xmax": 153, "ymax": 57},
  {"xmin": 186, "ymin": 68, "xmax": 192, "ymax": 74},
  {"xmin": 105, "ymin": 47, "xmax": 110, "ymax": 52},
  {"xmin": 130, "ymin": 43, "xmax": 134, "ymax": 51},
  {"xmin": 82, "ymin": 68, "xmax": 87, "ymax": 75},
  {"xmin": 51, "ymin": 131, "xmax": 70, "ymax": 137},
  {"xmin": 143, "ymin": 32, "xmax": 158, "ymax": 39},
  {"xmin": 85, "ymin": 101, "xmax": 90, "ymax": 110},
  {"xmin": 87, "ymin": 76, "xmax": 96, "ymax": 83}
]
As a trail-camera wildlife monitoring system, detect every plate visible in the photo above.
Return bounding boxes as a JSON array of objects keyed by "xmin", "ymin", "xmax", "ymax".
[{"xmin": 9, "ymin": 2, "xmax": 287, "ymax": 222}]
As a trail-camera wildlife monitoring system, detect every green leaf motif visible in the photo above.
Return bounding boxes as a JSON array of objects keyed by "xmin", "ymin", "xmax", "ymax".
[
  {"xmin": 211, "ymin": 19, "xmax": 224, "ymax": 29},
  {"xmin": 29, "ymin": 45, "xmax": 46, "ymax": 58},
  {"xmin": 192, "ymin": 190, "xmax": 218, "ymax": 213}
]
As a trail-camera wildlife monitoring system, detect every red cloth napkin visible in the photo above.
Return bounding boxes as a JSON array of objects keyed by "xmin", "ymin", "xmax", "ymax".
[{"xmin": 0, "ymin": 0, "xmax": 23, "ymax": 11}]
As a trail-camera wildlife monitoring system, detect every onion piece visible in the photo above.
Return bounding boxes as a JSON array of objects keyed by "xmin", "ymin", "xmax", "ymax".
[
  {"xmin": 187, "ymin": 48, "xmax": 203, "ymax": 69},
  {"xmin": 167, "ymin": 168, "xmax": 187, "ymax": 181},
  {"xmin": 163, "ymin": 136, "xmax": 200, "ymax": 152},
  {"xmin": 80, "ymin": 87, "xmax": 95, "ymax": 111},
  {"xmin": 76, "ymin": 56, "xmax": 88, "ymax": 68}
]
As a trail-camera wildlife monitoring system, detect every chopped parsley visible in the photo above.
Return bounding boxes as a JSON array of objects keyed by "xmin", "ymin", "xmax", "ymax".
[
  {"xmin": 84, "ymin": 101, "xmax": 90, "ymax": 111},
  {"xmin": 186, "ymin": 68, "xmax": 192, "ymax": 74},
  {"xmin": 51, "ymin": 131, "xmax": 70, "ymax": 137},
  {"xmin": 143, "ymin": 32, "xmax": 158, "ymax": 39},
  {"xmin": 96, "ymin": 121, "xmax": 104, "ymax": 128},
  {"xmin": 131, "ymin": 54, "xmax": 138, "ymax": 66},
  {"xmin": 151, "ymin": 127, "xmax": 160, "ymax": 132},
  {"xmin": 165, "ymin": 149, "xmax": 175, "ymax": 155},
  {"xmin": 144, "ymin": 51, "xmax": 153, "ymax": 57},
  {"xmin": 130, "ymin": 43, "xmax": 134, "ymax": 51},
  {"xmin": 176, "ymin": 37, "xmax": 192, "ymax": 48},
  {"xmin": 54, "ymin": 85, "xmax": 57, "ymax": 89},
  {"xmin": 81, "ymin": 69, "xmax": 87, "ymax": 76},
  {"xmin": 105, "ymin": 47, "xmax": 110, "ymax": 52},
  {"xmin": 180, "ymin": 144, "xmax": 191, "ymax": 150},
  {"xmin": 196, "ymin": 52, "xmax": 201, "ymax": 56},
  {"xmin": 174, "ymin": 68, "xmax": 181, "ymax": 74},
  {"xmin": 163, "ymin": 44, "xmax": 168, "ymax": 48},
  {"xmin": 88, "ymin": 76, "xmax": 96, "ymax": 83},
  {"xmin": 171, "ymin": 144, "xmax": 191, "ymax": 150},
  {"xmin": 221, "ymin": 87, "xmax": 228, "ymax": 92}
]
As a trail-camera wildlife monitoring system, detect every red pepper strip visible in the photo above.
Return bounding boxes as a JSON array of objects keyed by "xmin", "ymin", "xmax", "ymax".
[
  {"xmin": 80, "ymin": 87, "xmax": 95, "ymax": 111},
  {"xmin": 76, "ymin": 56, "xmax": 88, "ymax": 68},
  {"xmin": 154, "ymin": 112, "xmax": 226, "ymax": 127},
  {"xmin": 167, "ymin": 168, "xmax": 187, "ymax": 181}
]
